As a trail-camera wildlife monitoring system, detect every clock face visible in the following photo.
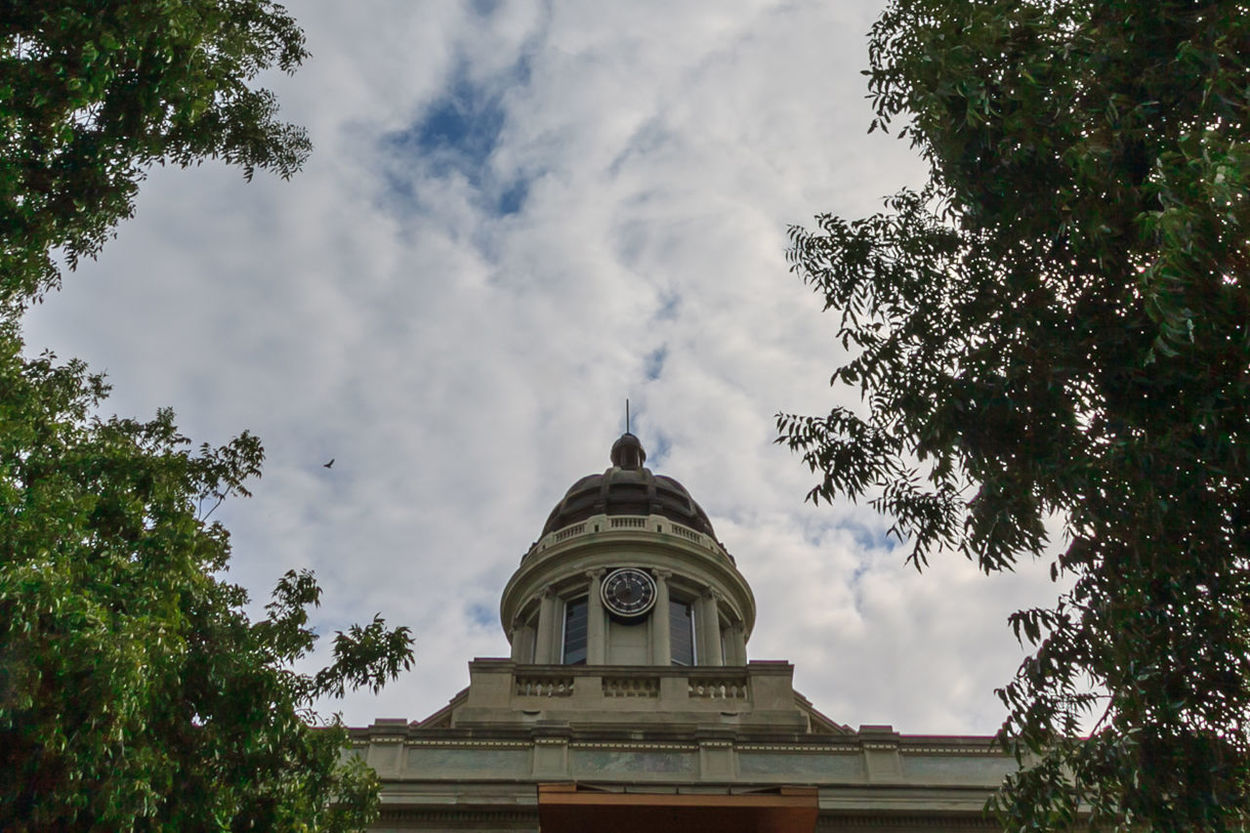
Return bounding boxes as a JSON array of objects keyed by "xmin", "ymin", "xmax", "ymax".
[{"xmin": 600, "ymin": 568, "xmax": 657, "ymax": 619}]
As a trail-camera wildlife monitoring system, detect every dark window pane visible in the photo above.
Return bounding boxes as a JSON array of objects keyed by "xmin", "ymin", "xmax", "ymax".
[
  {"xmin": 563, "ymin": 596, "xmax": 588, "ymax": 665},
  {"xmin": 670, "ymin": 599, "xmax": 695, "ymax": 666}
]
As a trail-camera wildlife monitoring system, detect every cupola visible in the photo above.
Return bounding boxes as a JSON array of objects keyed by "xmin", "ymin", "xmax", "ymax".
[
  {"xmin": 539, "ymin": 432, "xmax": 718, "ymax": 539},
  {"xmin": 500, "ymin": 434, "xmax": 755, "ymax": 668}
]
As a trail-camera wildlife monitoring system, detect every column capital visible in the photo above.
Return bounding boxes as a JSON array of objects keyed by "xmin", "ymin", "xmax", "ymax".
[
  {"xmin": 585, "ymin": 568, "xmax": 606, "ymax": 580},
  {"xmin": 652, "ymin": 568, "xmax": 673, "ymax": 581}
]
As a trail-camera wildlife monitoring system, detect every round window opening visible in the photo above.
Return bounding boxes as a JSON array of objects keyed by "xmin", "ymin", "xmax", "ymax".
[{"xmin": 600, "ymin": 567, "xmax": 657, "ymax": 619}]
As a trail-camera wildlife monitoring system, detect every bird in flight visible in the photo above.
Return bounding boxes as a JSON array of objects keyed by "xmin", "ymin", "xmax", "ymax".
[{"xmin": 323, "ymin": 458, "xmax": 335, "ymax": 469}]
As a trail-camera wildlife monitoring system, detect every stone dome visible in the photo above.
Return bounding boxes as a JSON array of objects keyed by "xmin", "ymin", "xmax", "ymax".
[{"xmin": 539, "ymin": 433, "xmax": 717, "ymax": 539}]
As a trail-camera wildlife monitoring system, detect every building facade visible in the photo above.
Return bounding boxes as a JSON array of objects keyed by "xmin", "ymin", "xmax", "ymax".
[{"xmin": 352, "ymin": 434, "xmax": 1014, "ymax": 832}]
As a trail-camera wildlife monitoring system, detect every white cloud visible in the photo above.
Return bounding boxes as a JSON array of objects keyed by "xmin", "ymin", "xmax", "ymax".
[{"xmin": 21, "ymin": 0, "xmax": 1060, "ymax": 735}]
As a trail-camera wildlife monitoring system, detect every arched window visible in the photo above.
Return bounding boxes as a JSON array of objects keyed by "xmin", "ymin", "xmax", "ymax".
[
  {"xmin": 562, "ymin": 596, "xmax": 588, "ymax": 665},
  {"xmin": 670, "ymin": 599, "xmax": 696, "ymax": 666}
]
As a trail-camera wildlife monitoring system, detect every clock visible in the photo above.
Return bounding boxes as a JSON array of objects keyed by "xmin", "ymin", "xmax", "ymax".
[{"xmin": 600, "ymin": 568, "xmax": 657, "ymax": 619}]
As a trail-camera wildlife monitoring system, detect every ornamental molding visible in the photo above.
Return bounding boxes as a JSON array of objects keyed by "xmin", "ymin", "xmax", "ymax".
[
  {"xmin": 738, "ymin": 744, "xmax": 861, "ymax": 754},
  {"xmin": 391, "ymin": 736, "xmax": 1008, "ymax": 759},
  {"xmin": 568, "ymin": 741, "xmax": 699, "ymax": 752},
  {"xmin": 403, "ymin": 739, "xmax": 531, "ymax": 749},
  {"xmin": 900, "ymin": 746, "xmax": 1004, "ymax": 756}
]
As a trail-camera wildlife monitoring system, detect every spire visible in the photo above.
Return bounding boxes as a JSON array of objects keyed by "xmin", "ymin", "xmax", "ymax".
[{"xmin": 609, "ymin": 432, "xmax": 646, "ymax": 470}]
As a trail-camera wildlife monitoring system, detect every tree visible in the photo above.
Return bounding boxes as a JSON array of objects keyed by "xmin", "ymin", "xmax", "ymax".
[
  {"xmin": 777, "ymin": 1, "xmax": 1250, "ymax": 830},
  {"xmin": 0, "ymin": 324, "xmax": 413, "ymax": 831},
  {"xmin": 0, "ymin": 3, "xmax": 415, "ymax": 830},
  {"xmin": 0, "ymin": 0, "xmax": 311, "ymax": 309}
]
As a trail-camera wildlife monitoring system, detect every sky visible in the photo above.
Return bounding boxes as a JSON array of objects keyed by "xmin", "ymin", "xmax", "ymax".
[{"xmin": 22, "ymin": 0, "xmax": 1062, "ymax": 734}]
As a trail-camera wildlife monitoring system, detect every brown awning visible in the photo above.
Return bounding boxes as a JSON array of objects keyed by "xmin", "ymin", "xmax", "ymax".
[{"xmin": 538, "ymin": 783, "xmax": 819, "ymax": 833}]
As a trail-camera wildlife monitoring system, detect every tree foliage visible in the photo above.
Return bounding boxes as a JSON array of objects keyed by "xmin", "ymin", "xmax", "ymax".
[
  {"xmin": 0, "ymin": 0, "xmax": 311, "ymax": 308},
  {"xmin": 0, "ymin": 3, "xmax": 415, "ymax": 830},
  {"xmin": 0, "ymin": 326, "xmax": 414, "ymax": 831},
  {"xmin": 778, "ymin": 1, "xmax": 1250, "ymax": 830}
]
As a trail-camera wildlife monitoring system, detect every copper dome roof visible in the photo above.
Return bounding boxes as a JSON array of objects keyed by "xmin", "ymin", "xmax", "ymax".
[{"xmin": 539, "ymin": 433, "xmax": 717, "ymax": 539}]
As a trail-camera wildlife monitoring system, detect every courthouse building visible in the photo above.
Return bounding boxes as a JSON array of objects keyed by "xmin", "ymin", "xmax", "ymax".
[{"xmin": 352, "ymin": 433, "xmax": 1014, "ymax": 832}]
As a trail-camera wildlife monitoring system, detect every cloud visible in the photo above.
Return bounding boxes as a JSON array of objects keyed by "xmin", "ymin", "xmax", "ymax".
[{"xmin": 20, "ymin": 0, "xmax": 1058, "ymax": 736}]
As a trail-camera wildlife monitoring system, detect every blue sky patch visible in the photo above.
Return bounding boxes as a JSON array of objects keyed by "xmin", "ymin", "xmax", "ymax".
[
  {"xmin": 649, "ymin": 432, "xmax": 672, "ymax": 467},
  {"xmin": 846, "ymin": 521, "xmax": 898, "ymax": 553},
  {"xmin": 497, "ymin": 178, "xmax": 529, "ymax": 216},
  {"xmin": 408, "ymin": 74, "xmax": 505, "ymax": 176},
  {"xmin": 467, "ymin": 603, "xmax": 496, "ymax": 629},
  {"xmin": 643, "ymin": 346, "xmax": 667, "ymax": 381},
  {"xmin": 379, "ymin": 61, "xmax": 534, "ymax": 219},
  {"xmin": 654, "ymin": 292, "xmax": 681, "ymax": 321}
]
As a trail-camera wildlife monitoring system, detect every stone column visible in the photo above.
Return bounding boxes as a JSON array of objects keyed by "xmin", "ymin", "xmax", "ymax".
[
  {"xmin": 730, "ymin": 623, "xmax": 747, "ymax": 665},
  {"xmin": 586, "ymin": 569, "xmax": 606, "ymax": 664},
  {"xmin": 651, "ymin": 569, "xmax": 672, "ymax": 666},
  {"xmin": 534, "ymin": 587, "xmax": 559, "ymax": 664},
  {"xmin": 510, "ymin": 617, "xmax": 536, "ymax": 663},
  {"xmin": 696, "ymin": 589, "xmax": 723, "ymax": 667}
]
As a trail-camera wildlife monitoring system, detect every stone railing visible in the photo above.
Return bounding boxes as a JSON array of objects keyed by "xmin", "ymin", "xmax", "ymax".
[
  {"xmin": 515, "ymin": 674, "xmax": 575, "ymax": 697},
  {"xmin": 689, "ymin": 677, "xmax": 749, "ymax": 700},
  {"xmin": 602, "ymin": 675, "xmax": 660, "ymax": 698},
  {"xmin": 671, "ymin": 524, "xmax": 703, "ymax": 544},
  {"xmin": 550, "ymin": 523, "xmax": 586, "ymax": 543},
  {"xmin": 525, "ymin": 514, "xmax": 734, "ymax": 565},
  {"xmin": 405, "ymin": 660, "xmax": 813, "ymax": 734}
]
